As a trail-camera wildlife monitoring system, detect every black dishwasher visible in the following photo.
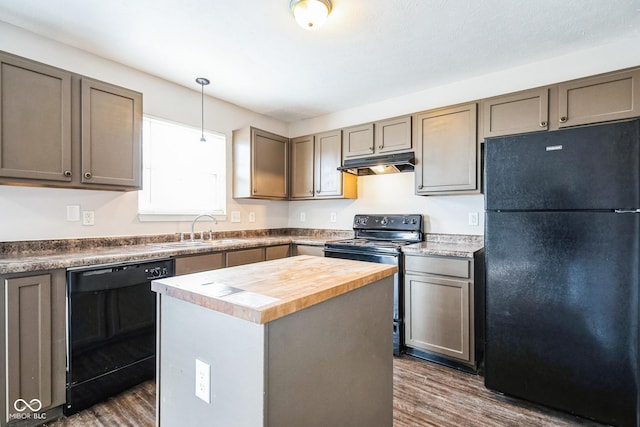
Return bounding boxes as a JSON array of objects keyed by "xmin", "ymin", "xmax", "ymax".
[{"xmin": 65, "ymin": 258, "xmax": 174, "ymax": 415}]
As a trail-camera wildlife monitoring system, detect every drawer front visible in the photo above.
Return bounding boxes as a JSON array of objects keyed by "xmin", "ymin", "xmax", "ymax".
[
  {"xmin": 405, "ymin": 255, "xmax": 470, "ymax": 278},
  {"xmin": 226, "ymin": 248, "xmax": 265, "ymax": 267}
]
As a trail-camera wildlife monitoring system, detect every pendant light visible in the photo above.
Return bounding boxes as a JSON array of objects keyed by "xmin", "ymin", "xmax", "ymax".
[
  {"xmin": 290, "ymin": 0, "xmax": 332, "ymax": 30},
  {"xmin": 195, "ymin": 77, "xmax": 210, "ymax": 142}
]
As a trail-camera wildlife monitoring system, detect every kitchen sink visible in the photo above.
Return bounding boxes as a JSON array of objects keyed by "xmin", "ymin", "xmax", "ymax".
[{"xmin": 148, "ymin": 239, "xmax": 243, "ymax": 248}]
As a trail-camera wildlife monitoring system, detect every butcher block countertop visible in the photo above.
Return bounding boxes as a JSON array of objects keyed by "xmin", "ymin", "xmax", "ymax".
[{"xmin": 151, "ymin": 255, "xmax": 397, "ymax": 324}]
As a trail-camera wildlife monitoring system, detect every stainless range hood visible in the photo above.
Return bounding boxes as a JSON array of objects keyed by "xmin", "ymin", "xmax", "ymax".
[{"xmin": 337, "ymin": 152, "xmax": 415, "ymax": 176}]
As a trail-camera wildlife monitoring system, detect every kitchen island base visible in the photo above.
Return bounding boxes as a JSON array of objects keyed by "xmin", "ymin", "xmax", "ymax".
[{"xmin": 156, "ymin": 273, "xmax": 393, "ymax": 427}]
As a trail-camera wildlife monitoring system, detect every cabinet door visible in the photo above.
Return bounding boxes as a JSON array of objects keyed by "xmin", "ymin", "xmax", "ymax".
[
  {"xmin": 290, "ymin": 135, "xmax": 315, "ymax": 199},
  {"xmin": 404, "ymin": 274, "xmax": 471, "ymax": 362},
  {"xmin": 415, "ymin": 103, "xmax": 478, "ymax": 194},
  {"xmin": 315, "ymin": 130, "xmax": 344, "ymax": 198},
  {"xmin": 226, "ymin": 248, "xmax": 265, "ymax": 267},
  {"xmin": 375, "ymin": 115, "xmax": 412, "ymax": 154},
  {"xmin": 252, "ymin": 128, "xmax": 288, "ymax": 199},
  {"xmin": 175, "ymin": 253, "xmax": 225, "ymax": 275},
  {"xmin": 342, "ymin": 123, "xmax": 374, "ymax": 159},
  {"xmin": 482, "ymin": 88, "xmax": 549, "ymax": 138},
  {"xmin": 265, "ymin": 245, "xmax": 290, "ymax": 260},
  {"xmin": 0, "ymin": 53, "xmax": 72, "ymax": 182},
  {"xmin": 81, "ymin": 78, "xmax": 142, "ymax": 188},
  {"xmin": 558, "ymin": 69, "xmax": 640, "ymax": 128}
]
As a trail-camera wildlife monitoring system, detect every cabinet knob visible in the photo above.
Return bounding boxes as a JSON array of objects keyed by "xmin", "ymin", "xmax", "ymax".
[
  {"xmin": 378, "ymin": 145, "xmax": 383, "ymax": 149},
  {"xmin": 417, "ymin": 184, "xmax": 423, "ymax": 190},
  {"xmin": 84, "ymin": 172, "xmax": 92, "ymax": 179},
  {"xmin": 64, "ymin": 170, "xmax": 72, "ymax": 177},
  {"xmin": 559, "ymin": 116, "xmax": 568, "ymax": 123},
  {"xmin": 309, "ymin": 190, "xmax": 314, "ymax": 195},
  {"xmin": 539, "ymin": 121, "xmax": 548, "ymax": 127},
  {"xmin": 369, "ymin": 147, "xmax": 374, "ymax": 152}
]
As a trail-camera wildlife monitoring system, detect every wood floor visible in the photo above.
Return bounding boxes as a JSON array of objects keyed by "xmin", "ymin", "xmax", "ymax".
[{"xmin": 45, "ymin": 356, "xmax": 604, "ymax": 427}]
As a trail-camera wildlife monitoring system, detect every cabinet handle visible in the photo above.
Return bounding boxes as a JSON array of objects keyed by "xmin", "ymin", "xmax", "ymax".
[
  {"xmin": 417, "ymin": 184, "xmax": 423, "ymax": 190},
  {"xmin": 369, "ymin": 147, "xmax": 374, "ymax": 152},
  {"xmin": 64, "ymin": 170, "xmax": 72, "ymax": 177},
  {"xmin": 539, "ymin": 121, "xmax": 548, "ymax": 127},
  {"xmin": 84, "ymin": 172, "xmax": 92, "ymax": 179},
  {"xmin": 309, "ymin": 190, "xmax": 314, "ymax": 195},
  {"xmin": 559, "ymin": 116, "xmax": 568, "ymax": 123}
]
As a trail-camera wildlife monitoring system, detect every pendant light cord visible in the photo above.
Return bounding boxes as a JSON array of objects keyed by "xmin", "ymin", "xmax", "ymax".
[{"xmin": 196, "ymin": 77, "xmax": 210, "ymax": 142}]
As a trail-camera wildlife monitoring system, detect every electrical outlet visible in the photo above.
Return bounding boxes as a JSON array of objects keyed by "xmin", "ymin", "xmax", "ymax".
[
  {"xmin": 468, "ymin": 212, "xmax": 479, "ymax": 226},
  {"xmin": 300, "ymin": 212, "xmax": 306, "ymax": 222},
  {"xmin": 330, "ymin": 212, "xmax": 337, "ymax": 222},
  {"xmin": 231, "ymin": 211, "xmax": 241, "ymax": 223},
  {"xmin": 195, "ymin": 359, "xmax": 210, "ymax": 403},
  {"xmin": 82, "ymin": 210, "xmax": 95, "ymax": 226},
  {"xmin": 248, "ymin": 212, "xmax": 256, "ymax": 223}
]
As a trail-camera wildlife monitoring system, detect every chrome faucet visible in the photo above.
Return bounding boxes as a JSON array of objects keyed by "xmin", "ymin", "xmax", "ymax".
[{"xmin": 190, "ymin": 214, "xmax": 218, "ymax": 241}]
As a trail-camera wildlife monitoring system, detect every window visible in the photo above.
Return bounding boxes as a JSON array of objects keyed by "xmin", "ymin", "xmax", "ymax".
[{"xmin": 138, "ymin": 116, "xmax": 226, "ymax": 219}]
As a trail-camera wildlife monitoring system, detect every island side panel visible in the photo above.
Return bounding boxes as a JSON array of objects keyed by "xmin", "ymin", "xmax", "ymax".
[
  {"xmin": 265, "ymin": 276, "xmax": 394, "ymax": 427},
  {"xmin": 157, "ymin": 295, "xmax": 266, "ymax": 427}
]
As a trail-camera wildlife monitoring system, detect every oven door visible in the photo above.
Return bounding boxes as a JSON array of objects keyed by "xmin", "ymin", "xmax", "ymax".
[{"xmin": 324, "ymin": 247, "xmax": 403, "ymax": 355}]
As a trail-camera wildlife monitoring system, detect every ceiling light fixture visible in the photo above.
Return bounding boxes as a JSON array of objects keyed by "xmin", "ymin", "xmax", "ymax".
[
  {"xmin": 195, "ymin": 77, "xmax": 210, "ymax": 142},
  {"xmin": 290, "ymin": 0, "xmax": 332, "ymax": 30}
]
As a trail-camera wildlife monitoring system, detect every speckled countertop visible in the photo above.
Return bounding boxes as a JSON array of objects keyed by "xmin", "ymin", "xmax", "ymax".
[
  {"xmin": 402, "ymin": 234, "xmax": 484, "ymax": 258},
  {"xmin": 0, "ymin": 229, "xmax": 352, "ymax": 275},
  {"xmin": 0, "ymin": 229, "xmax": 483, "ymax": 274}
]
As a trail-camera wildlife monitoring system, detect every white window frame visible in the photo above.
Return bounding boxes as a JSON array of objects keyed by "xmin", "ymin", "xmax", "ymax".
[{"xmin": 138, "ymin": 115, "xmax": 226, "ymax": 222}]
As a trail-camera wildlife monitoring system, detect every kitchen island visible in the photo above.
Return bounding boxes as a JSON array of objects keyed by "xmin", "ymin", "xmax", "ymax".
[{"xmin": 151, "ymin": 255, "xmax": 397, "ymax": 427}]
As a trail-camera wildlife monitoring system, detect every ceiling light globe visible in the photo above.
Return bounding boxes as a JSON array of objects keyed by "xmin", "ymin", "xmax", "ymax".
[{"xmin": 290, "ymin": 0, "xmax": 332, "ymax": 30}]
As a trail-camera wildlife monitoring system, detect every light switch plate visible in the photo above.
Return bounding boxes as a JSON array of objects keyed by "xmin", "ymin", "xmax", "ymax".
[
  {"xmin": 195, "ymin": 359, "xmax": 210, "ymax": 403},
  {"xmin": 330, "ymin": 212, "xmax": 337, "ymax": 223},
  {"xmin": 248, "ymin": 212, "xmax": 256, "ymax": 223},
  {"xmin": 66, "ymin": 205, "xmax": 80, "ymax": 222},
  {"xmin": 300, "ymin": 212, "xmax": 306, "ymax": 222},
  {"xmin": 231, "ymin": 211, "xmax": 241, "ymax": 223}
]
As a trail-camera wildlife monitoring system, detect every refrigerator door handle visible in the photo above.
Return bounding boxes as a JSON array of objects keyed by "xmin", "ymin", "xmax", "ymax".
[{"xmin": 614, "ymin": 209, "xmax": 640, "ymax": 213}]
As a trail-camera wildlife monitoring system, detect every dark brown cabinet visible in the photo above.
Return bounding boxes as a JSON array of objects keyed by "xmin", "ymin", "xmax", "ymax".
[
  {"xmin": 414, "ymin": 103, "xmax": 479, "ymax": 195},
  {"xmin": 0, "ymin": 51, "xmax": 142, "ymax": 190}
]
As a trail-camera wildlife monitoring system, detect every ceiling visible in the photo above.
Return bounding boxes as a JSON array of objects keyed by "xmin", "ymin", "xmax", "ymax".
[{"xmin": 0, "ymin": 0, "xmax": 639, "ymax": 123}]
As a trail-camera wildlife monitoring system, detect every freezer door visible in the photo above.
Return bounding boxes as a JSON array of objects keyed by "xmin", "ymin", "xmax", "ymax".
[
  {"xmin": 484, "ymin": 211, "xmax": 639, "ymax": 426},
  {"xmin": 485, "ymin": 119, "xmax": 640, "ymax": 211}
]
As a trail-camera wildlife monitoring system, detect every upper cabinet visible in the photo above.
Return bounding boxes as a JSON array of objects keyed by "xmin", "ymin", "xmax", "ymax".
[
  {"xmin": 80, "ymin": 78, "xmax": 142, "ymax": 188},
  {"xmin": 375, "ymin": 115, "xmax": 412, "ymax": 154},
  {"xmin": 482, "ymin": 88, "xmax": 549, "ymax": 138},
  {"xmin": 415, "ymin": 103, "xmax": 479, "ymax": 195},
  {"xmin": 290, "ymin": 130, "xmax": 356, "ymax": 200},
  {"xmin": 0, "ymin": 51, "xmax": 142, "ymax": 191},
  {"xmin": 343, "ymin": 116, "xmax": 412, "ymax": 160},
  {"xmin": 0, "ymin": 53, "xmax": 72, "ymax": 182},
  {"xmin": 342, "ymin": 123, "xmax": 374, "ymax": 159},
  {"xmin": 558, "ymin": 69, "xmax": 640, "ymax": 128},
  {"xmin": 233, "ymin": 127, "xmax": 289, "ymax": 200}
]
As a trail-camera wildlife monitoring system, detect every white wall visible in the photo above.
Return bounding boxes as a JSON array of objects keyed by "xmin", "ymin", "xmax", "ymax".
[
  {"xmin": 0, "ymin": 21, "xmax": 289, "ymax": 241},
  {"xmin": 2, "ymin": 22, "xmax": 640, "ymax": 241},
  {"xmin": 287, "ymin": 35, "xmax": 640, "ymax": 236}
]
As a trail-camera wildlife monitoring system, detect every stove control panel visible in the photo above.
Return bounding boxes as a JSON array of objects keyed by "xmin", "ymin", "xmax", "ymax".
[{"xmin": 353, "ymin": 214, "xmax": 423, "ymax": 231}]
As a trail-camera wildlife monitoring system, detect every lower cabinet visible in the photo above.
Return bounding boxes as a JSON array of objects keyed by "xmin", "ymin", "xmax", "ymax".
[
  {"xmin": 175, "ymin": 253, "xmax": 225, "ymax": 275},
  {"xmin": 265, "ymin": 245, "xmax": 290, "ymax": 260},
  {"xmin": 1, "ymin": 270, "xmax": 66, "ymax": 425},
  {"xmin": 403, "ymin": 254, "xmax": 483, "ymax": 371}
]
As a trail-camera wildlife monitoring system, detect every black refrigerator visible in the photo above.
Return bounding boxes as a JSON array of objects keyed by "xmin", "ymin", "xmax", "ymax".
[{"xmin": 484, "ymin": 119, "xmax": 640, "ymax": 427}]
